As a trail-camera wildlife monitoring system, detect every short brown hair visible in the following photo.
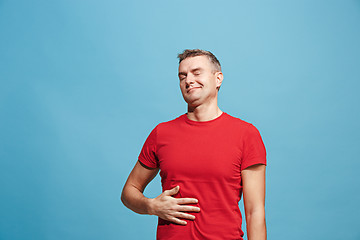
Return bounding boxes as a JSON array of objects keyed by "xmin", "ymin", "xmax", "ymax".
[{"xmin": 177, "ymin": 49, "xmax": 221, "ymax": 72}]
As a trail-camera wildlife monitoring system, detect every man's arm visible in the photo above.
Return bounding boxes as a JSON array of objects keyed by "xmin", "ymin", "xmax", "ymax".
[
  {"xmin": 242, "ymin": 164, "xmax": 266, "ymax": 240},
  {"xmin": 121, "ymin": 160, "xmax": 200, "ymax": 225}
]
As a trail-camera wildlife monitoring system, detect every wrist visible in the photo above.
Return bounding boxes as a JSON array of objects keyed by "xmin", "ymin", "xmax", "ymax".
[{"xmin": 146, "ymin": 198, "xmax": 155, "ymax": 215}]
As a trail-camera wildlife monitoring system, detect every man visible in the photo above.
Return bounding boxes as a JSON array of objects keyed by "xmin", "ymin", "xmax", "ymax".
[{"xmin": 121, "ymin": 49, "xmax": 267, "ymax": 240}]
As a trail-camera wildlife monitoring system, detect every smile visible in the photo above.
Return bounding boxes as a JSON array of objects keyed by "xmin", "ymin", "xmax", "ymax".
[{"xmin": 187, "ymin": 87, "xmax": 201, "ymax": 93}]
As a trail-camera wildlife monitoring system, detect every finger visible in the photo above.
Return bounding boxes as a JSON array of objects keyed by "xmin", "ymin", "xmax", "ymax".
[
  {"xmin": 176, "ymin": 198, "xmax": 198, "ymax": 205},
  {"xmin": 164, "ymin": 186, "xmax": 180, "ymax": 196},
  {"xmin": 177, "ymin": 205, "xmax": 201, "ymax": 212},
  {"xmin": 173, "ymin": 212, "xmax": 196, "ymax": 220},
  {"xmin": 168, "ymin": 216, "xmax": 187, "ymax": 225}
]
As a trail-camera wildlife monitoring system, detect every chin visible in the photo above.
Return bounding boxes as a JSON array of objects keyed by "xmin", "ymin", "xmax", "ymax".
[{"xmin": 185, "ymin": 97, "xmax": 202, "ymax": 106}]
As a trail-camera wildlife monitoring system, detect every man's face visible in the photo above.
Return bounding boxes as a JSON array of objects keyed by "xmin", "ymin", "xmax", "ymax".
[{"xmin": 178, "ymin": 56, "xmax": 222, "ymax": 107}]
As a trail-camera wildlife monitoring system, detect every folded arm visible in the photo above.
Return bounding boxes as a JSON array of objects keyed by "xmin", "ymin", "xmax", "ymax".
[
  {"xmin": 121, "ymin": 160, "xmax": 200, "ymax": 225},
  {"xmin": 121, "ymin": 160, "xmax": 159, "ymax": 215}
]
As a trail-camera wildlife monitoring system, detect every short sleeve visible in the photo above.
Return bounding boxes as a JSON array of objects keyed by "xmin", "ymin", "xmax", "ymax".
[
  {"xmin": 138, "ymin": 125, "xmax": 159, "ymax": 169},
  {"xmin": 240, "ymin": 124, "xmax": 267, "ymax": 171}
]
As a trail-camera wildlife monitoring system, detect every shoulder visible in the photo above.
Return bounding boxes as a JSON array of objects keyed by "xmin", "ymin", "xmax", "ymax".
[
  {"xmin": 162, "ymin": 113, "xmax": 185, "ymax": 125},
  {"xmin": 224, "ymin": 112, "xmax": 254, "ymax": 128},
  {"xmin": 153, "ymin": 113, "xmax": 185, "ymax": 131},
  {"xmin": 223, "ymin": 112, "xmax": 263, "ymax": 136}
]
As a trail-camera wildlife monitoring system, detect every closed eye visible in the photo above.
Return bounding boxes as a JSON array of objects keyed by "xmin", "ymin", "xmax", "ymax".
[
  {"xmin": 178, "ymin": 72, "xmax": 186, "ymax": 81},
  {"xmin": 191, "ymin": 68, "xmax": 202, "ymax": 76}
]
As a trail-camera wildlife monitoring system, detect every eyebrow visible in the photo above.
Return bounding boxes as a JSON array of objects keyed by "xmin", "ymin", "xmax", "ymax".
[{"xmin": 178, "ymin": 67, "xmax": 203, "ymax": 77}]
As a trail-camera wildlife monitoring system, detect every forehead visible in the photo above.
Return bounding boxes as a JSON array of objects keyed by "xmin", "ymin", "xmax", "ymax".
[{"xmin": 178, "ymin": 55, "xmax": 212, "ymax": 72}]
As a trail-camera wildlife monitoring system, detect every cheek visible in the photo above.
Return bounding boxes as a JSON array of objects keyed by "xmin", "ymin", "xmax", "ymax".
[{"xmin": 179, "ymin": 83, "xmax": 186, "ymax": 92}]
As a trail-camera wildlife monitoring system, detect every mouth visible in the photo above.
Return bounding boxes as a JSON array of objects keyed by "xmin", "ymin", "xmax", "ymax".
[{"xmin": 187, "ymin": 87, "xmax": 201, "ymax": 93}]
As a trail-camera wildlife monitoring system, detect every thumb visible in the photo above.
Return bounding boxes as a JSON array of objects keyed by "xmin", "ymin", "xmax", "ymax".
[{"xmin": 165, "ymin": 185, "xmax": 180, "ymax": 196}]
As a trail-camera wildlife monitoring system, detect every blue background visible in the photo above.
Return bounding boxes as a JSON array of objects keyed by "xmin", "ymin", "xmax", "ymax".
[{"xmin": 1, "ymin": 0, "xmax": 359, "ymax": 239}]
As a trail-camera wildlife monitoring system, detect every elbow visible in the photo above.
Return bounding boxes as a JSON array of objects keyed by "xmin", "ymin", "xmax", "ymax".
[
  {"xmin": 120, "ymin": 191, "xmax": 125, "ymax": 205},
  {"xmin": 120, "ymin": 186, "xmax": 128, "ymax": 206},
  {"xmin": 245, "ymin": 206, "xmax": 265, "ymax": 222}
]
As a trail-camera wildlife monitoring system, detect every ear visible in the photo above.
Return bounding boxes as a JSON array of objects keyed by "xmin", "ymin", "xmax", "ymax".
[{"xmin": 215, "ymin": 72, "xmax": 223, "ymax": 89}]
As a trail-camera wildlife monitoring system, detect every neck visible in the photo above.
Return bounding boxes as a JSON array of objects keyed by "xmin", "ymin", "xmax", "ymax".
[{"xmin": 186, "ymin": 100, "xmax": 223, "ymax": 122}]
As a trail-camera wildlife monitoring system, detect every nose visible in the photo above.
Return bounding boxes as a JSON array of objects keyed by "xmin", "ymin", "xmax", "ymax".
[{"xmin": 185, "ymin": 74, "xmax": 195, "ymax": 87}]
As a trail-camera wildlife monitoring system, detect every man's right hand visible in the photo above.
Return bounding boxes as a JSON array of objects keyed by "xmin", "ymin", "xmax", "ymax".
[{"xmin": 148, "ymin": 185, "xmax": 200, "ymax": 226}]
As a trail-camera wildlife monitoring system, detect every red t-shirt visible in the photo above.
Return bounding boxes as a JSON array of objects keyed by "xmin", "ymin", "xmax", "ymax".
[{"xmin": 138, "ymin": 112, "xmax": 267, "ymax": 240}]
